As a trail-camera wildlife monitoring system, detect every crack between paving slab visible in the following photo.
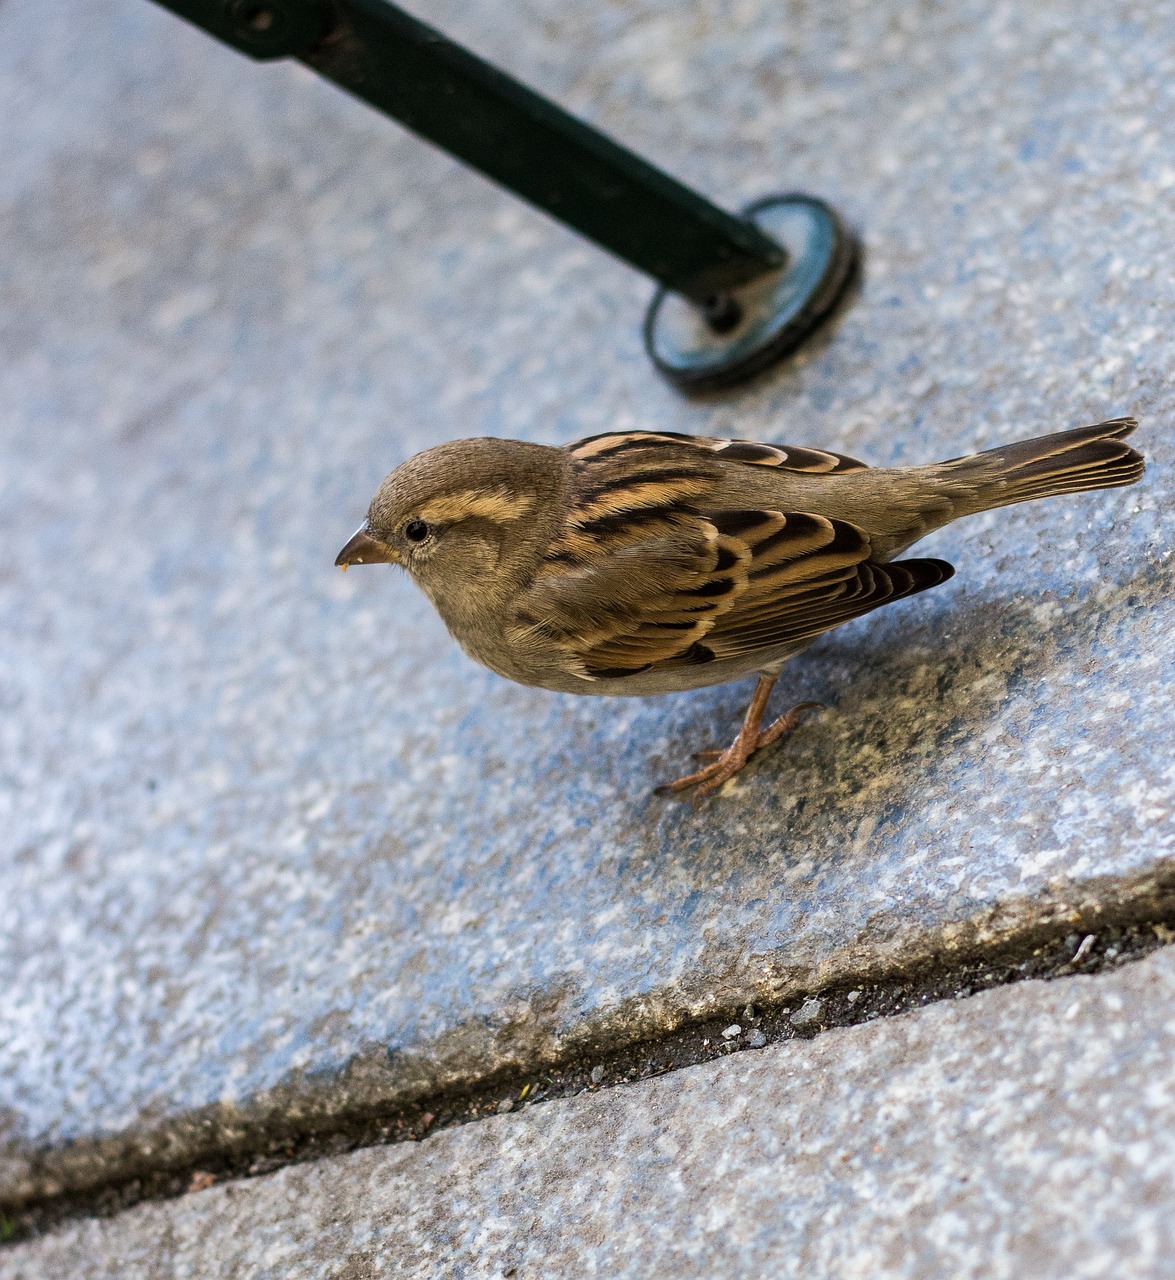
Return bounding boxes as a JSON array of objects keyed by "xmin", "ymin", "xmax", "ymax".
[{"xmin": 3, "ymin": 866, "xmax": 1175, "ymax": 1247}]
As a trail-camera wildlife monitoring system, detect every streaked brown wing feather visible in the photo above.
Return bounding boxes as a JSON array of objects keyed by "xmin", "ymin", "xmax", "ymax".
[
  {"xmin": 515, "ymin": 513, "xmax": 749, "ymax": 679},
  {"xmin": 702, "ymin": 553, "xmax": 954, "ymax": 661},
  {"xmin": 515, "ymin": 433, "xmax": 949, "ymax": 682},
  {"xmin": 690, "ymin": 512, "xmax": 952, "ymax": 662},
  {"xmin": 519, "ymin": 437, "xmax": 740, "ymax": 677},
  {"xmin": 566, "ymin": 430, "xmax": 868, "ymax": 475}
]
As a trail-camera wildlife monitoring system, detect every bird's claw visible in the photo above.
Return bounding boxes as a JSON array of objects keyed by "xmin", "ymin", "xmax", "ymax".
[{"xmin": 658, "ymin": 701, "xmax": 825, "ymax": 804}]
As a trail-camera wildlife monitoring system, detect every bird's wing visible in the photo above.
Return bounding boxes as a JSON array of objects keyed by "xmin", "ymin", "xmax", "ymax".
[
  {"xmin": 697, "ymin": 511, "xmax": 954, "ymax": 663},
  {"xmin": 566, "ymin": 429, "xmax": 869, "ymax": 475},
  {"xmin": 514, "ymin": 436, "xmax": 951, "ymax": 681},
  {"xmin": 514, "ymin": 507, "xmax": 746, "ymax": 679}
]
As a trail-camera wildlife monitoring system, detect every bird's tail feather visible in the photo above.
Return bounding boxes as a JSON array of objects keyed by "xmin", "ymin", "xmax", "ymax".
[{"xmin": 939, "ymin": 417, "xmax": 1143, "ymax": 510}]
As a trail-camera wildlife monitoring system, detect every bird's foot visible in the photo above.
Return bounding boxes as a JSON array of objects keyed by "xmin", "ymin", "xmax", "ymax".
[{"xmin": 657, "ymin": 701, "xmax": 824, "ymax": 803}]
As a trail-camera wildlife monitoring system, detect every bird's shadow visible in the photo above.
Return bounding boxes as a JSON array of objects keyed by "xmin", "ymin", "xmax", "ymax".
[{"xmin": 604, "ymin": 555, "xmax": 1171, "ymax": 882}]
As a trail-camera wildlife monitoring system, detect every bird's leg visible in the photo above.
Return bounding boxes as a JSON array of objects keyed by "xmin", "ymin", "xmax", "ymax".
[
  {"xmin": 656, "ymin": 675, "xmax": 822, "ymax": 801},
  {"xmin": 686, "ymin": 672, "xmax": 777, "ymax": 766},
  {"xmin": 691, "ymin": 702, "xmax": 824, "ymax": 761}
]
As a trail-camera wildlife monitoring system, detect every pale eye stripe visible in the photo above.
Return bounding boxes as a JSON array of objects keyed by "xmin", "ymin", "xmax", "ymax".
[{"xmin": 416, "ymin": 489, "xmax": 535, "ymax": 524}]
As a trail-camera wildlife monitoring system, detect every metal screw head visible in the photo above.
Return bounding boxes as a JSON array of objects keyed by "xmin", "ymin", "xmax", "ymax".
[{"xmin": 701, "ymin": 293, "xmax": 745, "ymax": 335}]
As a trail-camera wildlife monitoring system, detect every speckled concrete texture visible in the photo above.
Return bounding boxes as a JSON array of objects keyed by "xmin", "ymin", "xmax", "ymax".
[
  {"xmin": 6, "ymin": 948, "xmax": 1175, "ymax": 1279},
  {"xmin": 2, "ymin": 0, "xmax": 1174, "ymax": 1200}
]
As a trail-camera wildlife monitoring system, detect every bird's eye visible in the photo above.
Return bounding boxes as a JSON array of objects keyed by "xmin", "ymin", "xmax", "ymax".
[{"xmin": 404, "ymin": 518, "xmax": 430, "ymax": 543}]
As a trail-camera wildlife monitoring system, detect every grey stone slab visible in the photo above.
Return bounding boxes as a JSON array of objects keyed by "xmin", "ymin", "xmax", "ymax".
[
  {"xmin": 2, "ymin": 0, "xmax": 1175, "ymax": 1200},
  {"xmin": 6, "ymin": 947, "xmax": 1175, "ymax": 1279}
]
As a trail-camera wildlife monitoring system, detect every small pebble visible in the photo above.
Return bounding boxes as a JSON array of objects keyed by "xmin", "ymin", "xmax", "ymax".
[
  {"xmin": 721, "ymin": 1024, "xmax": 742, "ymax": 1040},
  {"xmin": 590, "ymin": 1065, "xmax": 605, "ymax": 1084},
  {"xmin": 745, "ymin": 1029, "xmax": 768, "ymax": 1049},
  {"xmin": 846, "ymin": 991, "xmax": 860, "ymax": 1005},
  {"xmin": 1071, "ymin": 935, "xmax": 1097, "ymax": 964},
  {"xmin": 496, "ymin": 1098, "xmax": 514, "ymax": 1114},
  {"xmin": 743, "ymin": 1003, "xmax": 757, "ymax": 1021},
  {"xmin": 791, "ymin": 997, "xmax": 824, "ymax": 1027}
]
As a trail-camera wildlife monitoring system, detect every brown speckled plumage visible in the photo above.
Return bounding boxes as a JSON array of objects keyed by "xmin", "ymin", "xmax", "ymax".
[{"xmin": 338, "ymin": 418, "xmax": 1143, "ymax": 798}]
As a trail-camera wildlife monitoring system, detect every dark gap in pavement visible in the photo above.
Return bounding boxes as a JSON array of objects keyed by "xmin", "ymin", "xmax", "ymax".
[{"xmin": 3, "ymin": 905, "xmax": 1174, "ymax": 1247}]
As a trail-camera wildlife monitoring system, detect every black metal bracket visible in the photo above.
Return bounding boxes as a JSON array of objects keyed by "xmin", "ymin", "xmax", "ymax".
[{"xmin": 150, "ymin": 0, "xmax": 857, "ymax": 390}]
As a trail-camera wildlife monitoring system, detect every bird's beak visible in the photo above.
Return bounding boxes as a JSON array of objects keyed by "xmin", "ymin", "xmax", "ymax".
[{"xmin": 335, "ymin": 523, "xmax": 401, "ymax": 569}]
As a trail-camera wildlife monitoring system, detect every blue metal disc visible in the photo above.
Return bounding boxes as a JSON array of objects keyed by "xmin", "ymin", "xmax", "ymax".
[{"xmin": 643, "ymin": 194, "xmax": 857, "ymax": 392}]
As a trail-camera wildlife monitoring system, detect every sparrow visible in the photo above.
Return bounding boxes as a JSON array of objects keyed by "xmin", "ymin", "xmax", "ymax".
[{"xmin": 337, "ymin": 417, "xmax": 1143, "ymax": 799}]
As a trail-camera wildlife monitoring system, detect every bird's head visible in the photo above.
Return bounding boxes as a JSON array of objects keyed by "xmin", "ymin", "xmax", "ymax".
[{"xmin": 335, "ymin": 437, "xmax": 564, "ymax": 620}]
